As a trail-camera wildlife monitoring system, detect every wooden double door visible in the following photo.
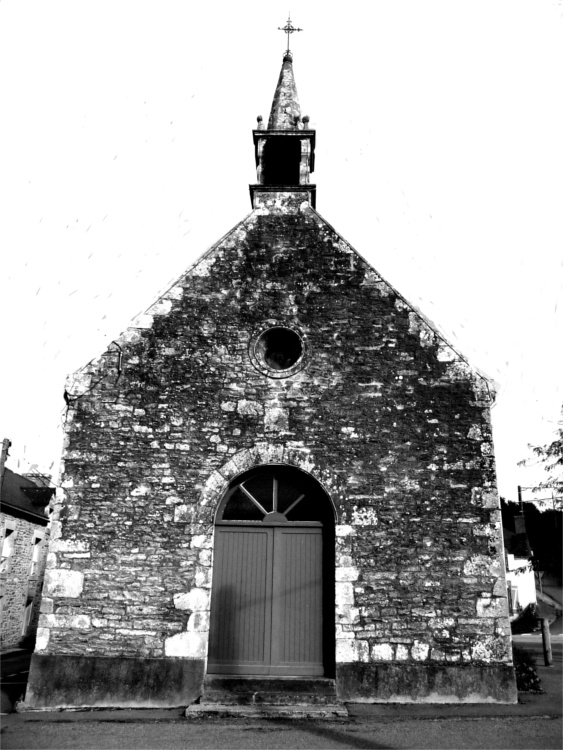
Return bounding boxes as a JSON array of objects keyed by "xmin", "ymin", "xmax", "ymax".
[{"xmin": 207, "ymin": 467, "xmax": 332, "ymax": 676}]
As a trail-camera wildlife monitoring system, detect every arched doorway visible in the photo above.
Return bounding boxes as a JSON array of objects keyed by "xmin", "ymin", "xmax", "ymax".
[{"xmin": 207, "ymin": 465, "xmax": 335, "ymax": 677}]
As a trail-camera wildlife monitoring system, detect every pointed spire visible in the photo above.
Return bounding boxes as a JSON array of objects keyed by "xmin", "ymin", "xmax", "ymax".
[{"xmin": 268, "ymin": 53, "xmax": 302, "ymax": 130}]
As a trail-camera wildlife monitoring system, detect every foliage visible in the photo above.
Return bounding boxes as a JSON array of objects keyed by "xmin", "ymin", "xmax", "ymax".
[
  {"xmin": 511, "ymin": 563, "xmax": 533, "ymax": 576},
  {"xmin": 501, "ymin": 498, "xmax": 562, "ymax": 581},
  {"xmin": 512, "ymin": 645, "xmax": 544, "ymax": 693},
  {"xmin": 511, "ymin": 603, "xmax": 541, "ymax": 635},
  {"xmin": 519, "ymin": 406, "xmax": 563, "ymax": 509}
]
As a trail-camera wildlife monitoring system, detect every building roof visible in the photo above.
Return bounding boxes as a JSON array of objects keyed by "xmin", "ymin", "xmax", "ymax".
[{"xmin": 1, "ymin": 468, "xmax": 52, "ymax": 525}]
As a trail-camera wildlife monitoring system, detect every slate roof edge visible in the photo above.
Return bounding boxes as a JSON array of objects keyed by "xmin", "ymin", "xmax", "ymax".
[
  {"xmin": 309, "ymin": 204, "xmax": 497, "ymax": 400},
  {"xmin": 0, "ymin": 500, "xmax": 49, "ymax": 525},
  {"xmin": 63, "ymin": 210, "xmax": 258, "ymax": 382}
]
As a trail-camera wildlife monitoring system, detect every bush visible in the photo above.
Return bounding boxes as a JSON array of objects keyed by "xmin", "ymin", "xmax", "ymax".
[
  {"xmin": 511, "ymin": 603, "xmax": 541, "ymax": 634},
  {"xmin": 513, "ymin": 645, "xmax": 544, "ymax": 693}
]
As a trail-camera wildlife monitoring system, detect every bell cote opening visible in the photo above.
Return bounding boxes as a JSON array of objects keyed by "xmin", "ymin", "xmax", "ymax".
[{"xmin": 262, "ymin": 137, "xmax": 301, "ymax": 186}]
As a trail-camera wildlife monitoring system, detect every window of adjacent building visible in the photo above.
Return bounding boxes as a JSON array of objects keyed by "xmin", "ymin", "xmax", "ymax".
[
  {"xmin": 22, "ymin": 595, "xmax": 34, "ymax": 635},
  {"xmin": 508, "ymin": 583, "xmax": 519, "ymax": 615},
  {"xmin": 0, "ymin": 579, "xmax": 6, "ymax": 620},
  {"xmin": 29, "ymin": 536, "xmax": 42, "ymax": 577},
  {"xmin": 1, "ymin": 527, "xmax": 16, "ymax": 575}
]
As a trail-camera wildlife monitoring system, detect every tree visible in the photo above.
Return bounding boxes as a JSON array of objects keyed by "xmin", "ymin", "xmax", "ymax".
[
  {"xmin": 519, "ymin": 405, "xmax": 563, "ymax": 510},
  {"xmin": 501, "ymin": 497, "xmax": 562, "ymax": 581}
]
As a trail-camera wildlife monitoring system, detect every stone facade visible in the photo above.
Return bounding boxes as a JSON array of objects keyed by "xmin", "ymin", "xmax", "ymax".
[{"xmin": 26, "ymin": 52, "xmax": 516, "ymax": 708}]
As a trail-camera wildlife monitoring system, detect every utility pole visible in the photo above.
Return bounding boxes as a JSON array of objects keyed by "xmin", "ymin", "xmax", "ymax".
[{"xmin": 541, "ymin": 618, "xmax": 553, "ymax": 667}]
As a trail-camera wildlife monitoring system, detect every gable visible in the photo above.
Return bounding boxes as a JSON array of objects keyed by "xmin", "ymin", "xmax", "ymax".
[{"xmin": 66, "ymin": 200, "xmax": 491, "ymax": 409}]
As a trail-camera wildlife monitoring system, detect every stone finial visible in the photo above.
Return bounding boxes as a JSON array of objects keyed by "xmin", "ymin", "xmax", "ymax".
[{"xmin": 256, "ymin": 115, "xmax": 264, "ymax": 130}]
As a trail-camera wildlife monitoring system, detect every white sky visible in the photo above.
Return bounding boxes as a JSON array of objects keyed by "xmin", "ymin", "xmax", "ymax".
[{"xmin": 1, "ymin": 1, "xmax": 562, "ymax": 503}]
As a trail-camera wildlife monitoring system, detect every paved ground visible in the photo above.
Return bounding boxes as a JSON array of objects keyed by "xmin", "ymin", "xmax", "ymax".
[
  {"xmin": 1, "ymin": 714, "xmax": 562, "ymax": 750},
  {"xmin": 1, "ymin": 639, "xmax": 561, "ymax": 749}
]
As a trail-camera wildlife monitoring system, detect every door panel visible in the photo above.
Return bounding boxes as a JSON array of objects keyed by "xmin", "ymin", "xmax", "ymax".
[
  {"xmin": 208, "ymin": 525, "xmax": 324, "ymax": 676},
  {"xmin": 271, "ymin": 527, "xmax": 324, "ymax": 675},
  {"xmin": 207, "ymin": 527, "xmax": 273, "ymax": 674}
]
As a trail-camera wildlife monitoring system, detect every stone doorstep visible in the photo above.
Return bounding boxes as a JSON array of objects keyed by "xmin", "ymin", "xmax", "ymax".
[
  {"xmin": 185, "ymin": 704, "xmax": 349, "ymax": 719},
  {"xmin": 202, "ymin": 676, "xmax": 339, "ymax": 705}
]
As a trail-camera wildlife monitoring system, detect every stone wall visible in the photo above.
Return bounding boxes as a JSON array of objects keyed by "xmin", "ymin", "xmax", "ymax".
[{"xmin": 29, "ymin": 193, "xmax": 515, "ymax": 705}]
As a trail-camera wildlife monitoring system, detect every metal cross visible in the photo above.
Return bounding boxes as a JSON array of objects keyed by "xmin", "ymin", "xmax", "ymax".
[{"xmin": 278, "ymin": 13, "xmax": 302, "ymax": 54}]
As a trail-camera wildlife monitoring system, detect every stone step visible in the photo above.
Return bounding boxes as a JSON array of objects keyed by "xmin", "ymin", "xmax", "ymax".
[
  {"xmin": 186, "ymin": 703, "xmax": 349, "ymax": 719},
  {"xmin": 202, "ymin": 676, "xmax": 339, "ymax": 706}
]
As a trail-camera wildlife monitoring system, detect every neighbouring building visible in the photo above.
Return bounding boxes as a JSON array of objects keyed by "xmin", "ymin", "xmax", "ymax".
[
  {"xmin": 503, "ymin": 515, "xmax": 536, "ymax": 619},
  {"xmin": 1, "ymin": 440, "xmax": 53, "ymax": 651},
  {"xmin": 26, "ymin": 47, "xmax": 517, "ymax": 710}
]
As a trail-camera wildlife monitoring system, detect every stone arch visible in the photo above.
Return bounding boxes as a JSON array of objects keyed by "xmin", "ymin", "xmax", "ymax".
[{"xmin": 199, "ymin": 443, "xmax": 341, "ymax": 524}]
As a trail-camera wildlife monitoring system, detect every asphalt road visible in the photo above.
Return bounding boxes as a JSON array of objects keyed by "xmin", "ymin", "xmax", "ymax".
[
  {"xmin": 1, "ymin": 640, "xmax": 561, "ymax": 749},
  {"xmin": 1, "ymin": 714, "xmax": 562, "ymax": 750}
]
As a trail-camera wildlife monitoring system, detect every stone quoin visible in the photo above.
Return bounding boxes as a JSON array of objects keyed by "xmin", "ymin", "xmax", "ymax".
[{"xmin": 25, "ymin": 45, "xmax": 517, "ymax": 709}]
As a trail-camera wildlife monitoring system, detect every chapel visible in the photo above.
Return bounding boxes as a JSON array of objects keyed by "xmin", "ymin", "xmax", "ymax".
[{"xmin": 26, "ymin": 36, "xmax": 517, "ymax": 709}]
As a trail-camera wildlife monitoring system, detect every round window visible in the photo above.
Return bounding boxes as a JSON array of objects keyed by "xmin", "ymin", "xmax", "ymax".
[{"xmin": 249, "ymin": 324, "xmax": 306, "ymax": 378}]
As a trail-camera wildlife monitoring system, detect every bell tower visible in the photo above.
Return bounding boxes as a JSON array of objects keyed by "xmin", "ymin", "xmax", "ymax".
[{"xmin": 250, "ymin": 22, "xmax": 316, "ymax": 207}]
